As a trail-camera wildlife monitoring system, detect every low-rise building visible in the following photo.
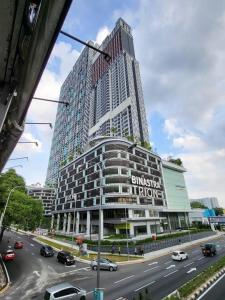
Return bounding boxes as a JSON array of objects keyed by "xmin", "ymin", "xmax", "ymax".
[
  {"xmin": 51, "ymin": 137, "xmax": 191, "ymax": 238},
  {"xmin": 190, "ymin": 197, "xmax": 219, "ymax": 209},
  {"xmin": 27, "ymin": 184, "xmax": 55, "ymax": 216}
]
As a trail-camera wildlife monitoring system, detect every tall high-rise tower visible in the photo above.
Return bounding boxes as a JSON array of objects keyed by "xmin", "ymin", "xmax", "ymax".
[
  {"xmin": 46, "ymin": 19, "xmax": 149, "ymax": 186},
  {"xmin": 89, "ymin": 18, "xmax": 149, "ymax": 142}
]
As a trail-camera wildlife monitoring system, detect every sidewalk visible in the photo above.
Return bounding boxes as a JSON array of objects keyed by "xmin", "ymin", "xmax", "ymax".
[{"xmin": 32, "ymin": 230, "xmax": 224, "ymax": 265}]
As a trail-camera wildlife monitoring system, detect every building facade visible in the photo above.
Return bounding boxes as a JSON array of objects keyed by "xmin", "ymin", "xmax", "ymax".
[
  {"xmin": 51, "ymin": 137, "xmax": 190, "ymax": 238},
  {"xmin": 190, "ymin": 197, "xmax": 219, "ymax": 209},
  {"xmin": 46, "ymin": 18, "xmax": 149, "ymax": 186},
  {"xmin": 27, "ymin": 185, "xmax": 55, "ymax": 216}
]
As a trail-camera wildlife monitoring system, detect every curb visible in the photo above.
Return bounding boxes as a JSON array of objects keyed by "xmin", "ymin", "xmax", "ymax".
[{"xmin": 0, "ymin": 255, "xmax": 11, "ymax": 294}]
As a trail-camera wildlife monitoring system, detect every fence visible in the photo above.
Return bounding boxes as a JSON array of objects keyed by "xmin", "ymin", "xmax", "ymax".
[{"xmin": 87, "ymin": 231, "xmax": 215, "ymax": 255}]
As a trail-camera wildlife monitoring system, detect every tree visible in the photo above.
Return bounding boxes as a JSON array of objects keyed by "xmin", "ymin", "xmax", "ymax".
[
  {"xmin": 191, "ymin": 201, "xmax": 207, "ymax": 209},
  {"xmin": 214, "ymin": 207, "xmax": 224, "ymax": 216},
  {"xmin": 110, "ymin": 127, "xmax": 117, "ymax": 136},
  {"xmin": 140, "ymin": 140, "xmax": 152, "ymax": 151},
  {"xmin": 0, "ymin": 170, "xmax": 43, "ymax": 240},
  {"xmin": 126, "ymin": 135, "xmax": 135, "ymax": 142},
  {"xmin": 168, "ymin": 158, "xmax": 183, "ymax": 166}
]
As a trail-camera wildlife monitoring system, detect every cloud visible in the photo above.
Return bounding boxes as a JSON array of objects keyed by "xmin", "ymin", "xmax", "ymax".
[
  {"xmin": 95, "ymin": 26, "xmax": 110, "ymax": 45},
  {"xmin": 16, "ymin": 132, "xmax": 42, "ymax": 153}
]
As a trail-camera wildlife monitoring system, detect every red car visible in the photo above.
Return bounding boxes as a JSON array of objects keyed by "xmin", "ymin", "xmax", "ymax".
[
  {"xmin": 2, "ymin": 250, "xmax": 16, "ymax": 261},
  {"xmin": 14, "ymin": 241, "xmax": 24, "ymax": 249}
]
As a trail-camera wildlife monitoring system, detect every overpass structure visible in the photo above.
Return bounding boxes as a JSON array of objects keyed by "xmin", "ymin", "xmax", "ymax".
[{"xmin": 0, "ymin": 0, "xmax": 72, "ymax": 171}]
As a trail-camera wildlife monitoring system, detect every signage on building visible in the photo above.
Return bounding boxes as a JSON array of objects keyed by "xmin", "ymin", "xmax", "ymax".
[
  {"xmin": 208, "ymin": 216, "xmax": 225, "ymax": 224},
  {"xmin": 131, "ymin": 175, "xmax": 164, "ymax": 199}
]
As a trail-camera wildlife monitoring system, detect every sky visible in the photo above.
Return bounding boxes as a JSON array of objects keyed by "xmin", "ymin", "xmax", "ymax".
[{"xmin": 5, "ymin": 0, "xmax": 225, "ymax": 206}]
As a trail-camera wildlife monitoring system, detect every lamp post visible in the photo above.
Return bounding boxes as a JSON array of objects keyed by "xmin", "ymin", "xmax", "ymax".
[
  {"xmin": 8, "ymin": 157, "xmax": 28, "ymax": 162},
  {"xmin": 33, "ymin": 97, "xmax": 69, "ymax": 107},
  {"xmin": 4, "ymin": 165, "xmax": 23, "ymax": 171},
  {"xmin": 0, "ymin": 186, "xmax": 24, "ymax": 230},
  {"xmin": 26, "ymin": 122, "xmax": 53, "ymax": 129},
  {"xmin": 18, "ymin": 141, "xmax": 38, "ymax": 147}
]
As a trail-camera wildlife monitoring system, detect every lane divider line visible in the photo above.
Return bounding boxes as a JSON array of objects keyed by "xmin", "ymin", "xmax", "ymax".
[
  {"xmin": 164, "ymin": 270, "xmax": 178, "ymax": 278},
  {"xmin": 196, "ymin": 272, "xmax": 225, "ymax": 300},
  {"xmin": 148, "ymin": 262, "xmax": 158, "ymax": 266},
  {"xmin": 114, "ymin": 275, "xmax": 135, "ymax": 284},
  {"xmin": 184, "ymin": 262, "xmax": 194, "ymax": 268},
  {"xmin": 197, "ymin": 257, "xmax": 205, "ymax": 261},
  {"xmin": 134, "ymin": 281, "xmax": 156, "ymax": 292},
  {"xmin": 144, "ymin": 266, "xmax": 159, "ymax": 273}
]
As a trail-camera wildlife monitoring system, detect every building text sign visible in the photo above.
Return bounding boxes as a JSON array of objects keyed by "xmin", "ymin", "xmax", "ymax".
[{"xmin": 131, "ymin": 175, "xmax": 163, "ymax": 199}]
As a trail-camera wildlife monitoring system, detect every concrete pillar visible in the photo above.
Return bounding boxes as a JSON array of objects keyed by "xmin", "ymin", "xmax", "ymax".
[
  {"xmin": 128, "ymin": 209, "xmax": 133, "ymax": 219},
  {"xmin": 51, "ymin": 215, "xmax": 54, "ymax": 229},
  {"xmin": 145, "ymin": 209, "xmax": 150, "ymax": 218},
  {"xmin": 146, "ymin": 221, "xmax": 151, "ymax": 236},
  {"xmin": 56, "ymin": 214, "xmax": 60, "ymax": 231},
  {"xmin": 86, "ymin": 211, "xmax": 90, "ymax": 236},
  {"xmin": 167, "ymin": 214, "xmax": 172, "ymax": 232},
  {"xmin": 100, "ymin": 209, "xmax": 104, "ymax": 239},
  {"xmin": 178, "ymin": 214, "xmax": 182, "ymax": 228},
  {"xmin": 130, "ymin": 223, "xmax": 134, "ymax": 237},
  {"xmin": 76, "ymin": 211, "xmax": 80, "ymax": 234},
  {"xmin": 67, "ymin": 213, "xmax": 71, "ymax": 233},
  {"xmin": 63, "ymin": 213, "xmax": 67, "ymax": 232}
]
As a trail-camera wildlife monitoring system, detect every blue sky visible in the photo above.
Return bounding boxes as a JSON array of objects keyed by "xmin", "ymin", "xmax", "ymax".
[{"xmin": 5, "ymin": 0, "xmax": 225, "ymax": 205}]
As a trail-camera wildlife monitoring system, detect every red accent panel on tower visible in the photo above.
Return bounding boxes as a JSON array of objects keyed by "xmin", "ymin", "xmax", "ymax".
[{"xmin": 91, "ymin": 29, "xmax": 122, "ymax": 86}]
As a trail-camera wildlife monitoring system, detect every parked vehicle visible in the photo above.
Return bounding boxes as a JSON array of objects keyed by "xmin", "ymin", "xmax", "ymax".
[
  {"xmin": 90, "ymin": 258, "xmax": 118, "ymax": 271},
  {"xmin": 14, "ymin": 241, "xmax": 24, "ymax": 249},
  {"xmin": 44, "ymin": 282, "xmax": 86, "ymax": 300},
  {"xmin": 2, "ymin": 249, "xmax": 16, "ymax": 261},
  {"xmin": 171, "ymin": 250, "xmax": 188, "ymax": 261},
  {"xmin": 40, "ymin": 245, "xmax": 54, "ymax": 257},
  {"xmin": 201, "ymin": 243, "xmax": 217, "ymax": 256},
  {"xmin": 57, "ymin": 251, "xmax": 75, "ymax": 266}
]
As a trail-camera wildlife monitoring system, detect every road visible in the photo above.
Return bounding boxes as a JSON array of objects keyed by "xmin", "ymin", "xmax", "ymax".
[{"xmin": 0, "ymin": 231, "xmax": 225, "ymax": 299}]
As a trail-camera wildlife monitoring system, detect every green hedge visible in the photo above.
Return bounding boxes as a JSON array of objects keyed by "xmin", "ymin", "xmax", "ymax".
[
  {"xmin": 178, "ymin": 255, "xmax": 225, "ymax": 298},
  {"xmin": 52, "ymin": 229, "xmax": 211, "ymax": 247}
]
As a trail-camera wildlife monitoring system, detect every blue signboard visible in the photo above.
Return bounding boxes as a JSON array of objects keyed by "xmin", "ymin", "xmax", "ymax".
[{"xmin": 94, "ymin": 289, "xmax": 104, "ymax": 300}]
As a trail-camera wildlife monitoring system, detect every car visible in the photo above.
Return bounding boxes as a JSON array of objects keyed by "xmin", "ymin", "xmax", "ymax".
[
  {"xmin": 201, "ymin": 243, "xmax": 217, "ymax": 256},
  {"xmin": 40, "ymin": 245, "xmax": 54, "ymax": 257},
  {"xmin": 2, "ymin": 249, "xmax": 16, "ymax": 261},
  {"xmin": 171, "ymin": 250, "xmax": 188, "ymax": 261},
  {"xmin": 90, "ymin": 258, "xmax": 118, "ymax": 271},
  {"xmin": 44, "ymin": 282, "xmax": 86, "ymax": 300},
  {"xmin": 57, "ymin": 251, "xmax": 75, "ymax": 266},
  {"xmin": 14, "ymin": 241, "xmax": 24, "ymax": 249}
]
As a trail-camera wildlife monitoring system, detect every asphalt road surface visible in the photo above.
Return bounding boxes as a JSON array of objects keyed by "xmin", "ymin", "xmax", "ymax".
[
  {"xmin": 1, "ymin": 231, "xmax": 225, "ymax": 300},
  {"xmin": 197, "ymin": 271, "xmax": 225, "ymax": 300}
]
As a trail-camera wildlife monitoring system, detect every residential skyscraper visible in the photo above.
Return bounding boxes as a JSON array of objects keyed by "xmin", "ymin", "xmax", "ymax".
[{"xmin": 46, "ymin": 18, "xmax": 149, "ymax": 186}]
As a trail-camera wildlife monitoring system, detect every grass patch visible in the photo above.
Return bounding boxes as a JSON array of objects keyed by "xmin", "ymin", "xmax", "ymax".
[{"xmin": 36, "ymin": 237, "xmax": 140, "ymax": 262}]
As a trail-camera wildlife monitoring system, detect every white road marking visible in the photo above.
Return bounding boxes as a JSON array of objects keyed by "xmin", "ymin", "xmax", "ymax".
[
  {"xmin": 134, "ymin": 281, "xmax": 156, "ymax": 292},
  {"xmin": 114, "ymin": 275, "xmax": 135, "ymax": 284},
  {"xmin": 164, "ymin": 270, "xmax": 178, "ymax": 278},
  {"xmin": 187, "ymin": 267, "xmax": 197, "ymax": 274},
  {"xmin": 144, "ymin": 266, "xmax": 159, "ymax": 273},
  {"xmin": 33, "ymin": 270, "xmax": 40, "ymax": 277},
  {"xmin": 196, "ymin": 271, "xmax": 225, "ymax": 300},
  {"xmin": 184, "ymin": 262, "xmax": 194, "ymax": 268},
  {"xmin": 148, "ymin": 262, "xmax": 158, "ymax": 266},
  {"xmin": 31, "ymin": 253, "xmax": 35, "ymax": 256},
  {"xmin": 86, "ymin": 291, "xmax": 93, "ymax": 295},
  {"xmin": 59, "ymin": 267, "xmax": 91, "ymax": 276},
  {"xmin": 166, "ymin": 264, "xmax": 176, "ymax": 270},
  {"xmin": 164, "ymin": 260, "xmax": 171, "ymax": 264},
  {"xmin": 30, "ymin": 243, "xmax": 34, "ymax": 247},
  {"xmin": 197, "ymin": 257, "xmax": 204, "ymax": 261}
]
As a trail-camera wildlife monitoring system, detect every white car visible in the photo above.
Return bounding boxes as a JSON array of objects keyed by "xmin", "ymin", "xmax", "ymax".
[{"xmin": 172, "ymin": 250, "xmax": 188, "ymax": 261}]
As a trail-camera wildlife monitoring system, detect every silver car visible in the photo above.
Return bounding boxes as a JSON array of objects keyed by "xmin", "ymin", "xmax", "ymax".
[
  {"xmin": 44, "ymin": 282, "xmax": 86, "ymax": 300},
  {"xmin": 90, "ymin": 258, "xmax": 118, "ymax": 271}
]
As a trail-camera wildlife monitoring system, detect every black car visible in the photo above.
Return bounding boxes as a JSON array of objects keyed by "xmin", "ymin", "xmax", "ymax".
[
  {"xmin": 57, "ymin": 251, "xmax": 75, "ymax": 266},
  {"xmin": 40, "ymin": 245, "xmax": 54, "ymax": 257},
  {"xmin": 201, "ymin": 243, "xmax": 217, "ymax": 256}
]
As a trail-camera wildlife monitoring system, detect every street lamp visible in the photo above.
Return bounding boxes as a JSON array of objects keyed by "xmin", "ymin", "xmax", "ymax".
[
  {"xmin": 33, "ymin": 97, "xmax": 69, "ymax": 107},
  {"xmin": 8, "ymin": 157, "xmax": 28, "ymax": 162},
  {"xmin": 0, "ymin": 185, "xmax": 24, "ymax": 230},
  {"xmin": 4, "ymin": 165, "xmax": 23, "ymax": 171},
  {"xmin": 18, "ymin": 141, "xmax": 38, "ymax": 147},
  {"xmin": 26, "ymin": 122, "xmax": 53, "ymax": 129}
]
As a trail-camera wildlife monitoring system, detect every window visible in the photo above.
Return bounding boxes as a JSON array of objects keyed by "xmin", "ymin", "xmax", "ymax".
[{"xmin": 54, "ymin": 288, "xmax": 78, "ymax": 298}]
